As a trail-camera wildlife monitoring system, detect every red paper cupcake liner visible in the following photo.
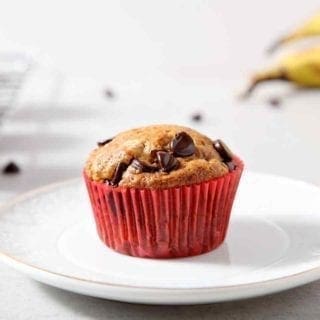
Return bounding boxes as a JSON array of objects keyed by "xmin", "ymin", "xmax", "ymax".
[{"xmin": 84, "ymin": 157, "xmax": 244, "ymax": 258}]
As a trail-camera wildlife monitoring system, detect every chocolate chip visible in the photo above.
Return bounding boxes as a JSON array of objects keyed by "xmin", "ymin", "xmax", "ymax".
[
  {"xmin": 105, "ymin": 88, "xmax": 115, "ymax": 99},
  {"xmin": 213, "ymin": 139, "xmax": 233, "ymax": 162},
  {"xmin": 110, "ymin": 162, "xmax": 128, "ymax": 186},
  {"xmin": 2, "ymin": 161, "xmax": 20, "ymax": 174},
  {"xmin": 156, "ymin": 151, "xmax": 179, "ymax": 173},
  {"xmin": 226, "ymin": 161, "xmax": 236, "ymax": 172},
  {"xmin": 171, "ymin": 132, "xmax": 196, "ymax": 157},
  {"xmin": 191, "ymin": 112, "xmax": 203, "ymax": 122},
  {"xmin": 132, "ymin": 159, "xmax": 158, "ymax": 173},
  {"xmin": 268, "ymin": 97, "xmax": 282, "ymax": 108},
  {"xmin": 97, "ymin": 138, "xmax": 113, "ymax": 147}
]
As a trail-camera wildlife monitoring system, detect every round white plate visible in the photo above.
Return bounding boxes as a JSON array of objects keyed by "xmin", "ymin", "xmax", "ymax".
[{"xmin": 0, "ymin": 172, "xmax": 320, "ymax": 305}]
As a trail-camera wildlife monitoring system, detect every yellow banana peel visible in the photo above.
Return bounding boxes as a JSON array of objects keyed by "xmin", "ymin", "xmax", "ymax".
[
  {"xmin": 269, "ymin": 11, "xmax": 320, "ymax": 53},
  {"xmin": 243, "ymin": 47, "xmax": 320, "ymax": 97}
]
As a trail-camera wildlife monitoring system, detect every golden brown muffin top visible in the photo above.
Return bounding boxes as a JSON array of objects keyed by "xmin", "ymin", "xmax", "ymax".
[{"xmin": 85, "ymin": 124, "xmax": 236, "ymax": 189}]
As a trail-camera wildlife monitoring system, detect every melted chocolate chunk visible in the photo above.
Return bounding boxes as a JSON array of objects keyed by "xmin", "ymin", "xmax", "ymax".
[
  {"xmin": 2, "ymin": 161, "xmax": 20, "ymax": 174},
  {"xmin": 132, "ymin": 159, "xmax": 158, "ymax": 173},
  {"xmin": 156, "ymin": 151, "xmax": 179, "ymax": 173},
  {"xmin": 110, "ymin": 162, "xmax": 128, "ymax": 186},
  {"xmin": 171, "ymin": 132, "xmax": 196, "ymax": 157},
  {"xmin": 213, "ymin": 139, "xmax": 233, "ymax": 163},
  {"xmin": 97, "ymin": 138, "xmax": 113, "ymax": 147}
]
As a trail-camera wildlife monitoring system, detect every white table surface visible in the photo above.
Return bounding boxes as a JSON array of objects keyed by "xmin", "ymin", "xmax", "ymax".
[{"xmin": 1, "ymin": 1, "xmax": 320, "ymax": 318}]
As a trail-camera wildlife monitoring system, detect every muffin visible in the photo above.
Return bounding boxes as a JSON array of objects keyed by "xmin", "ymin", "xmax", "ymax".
[{"xmin": 84, "ymin": 124, "xmax": 243, "ymax": 258}]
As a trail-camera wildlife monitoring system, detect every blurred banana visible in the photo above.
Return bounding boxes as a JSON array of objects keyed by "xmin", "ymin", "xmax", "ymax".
[
  {"xmin": 243, "ymin": 47, "xmax": 320, "ymax": 97},
  {"xmin": 268, "ymin": 11, "xmax": 320, "ymax": 53}
]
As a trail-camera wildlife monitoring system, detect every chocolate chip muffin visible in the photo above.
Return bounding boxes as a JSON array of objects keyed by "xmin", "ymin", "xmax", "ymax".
[
  {"xmin": 84, "ymin": 124, "xmax": 244, "ymax": 258},
  {"xmin": 85, "ymin": 124, "xmax": 233, "ymax": 189}
]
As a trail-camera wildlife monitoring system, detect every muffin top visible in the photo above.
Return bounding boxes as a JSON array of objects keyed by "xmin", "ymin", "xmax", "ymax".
[{"xmin": 85, "ymin": 124, "xmax": 236, "ymax": 189}]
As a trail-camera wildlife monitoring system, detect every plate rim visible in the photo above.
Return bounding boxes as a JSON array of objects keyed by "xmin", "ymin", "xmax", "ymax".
[{"xmin": 0, "ymin": 173, "xmax": 320, "ymax": 294}]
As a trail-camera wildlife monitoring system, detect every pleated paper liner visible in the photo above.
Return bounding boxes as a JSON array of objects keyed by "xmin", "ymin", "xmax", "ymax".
[{"xmin": 84, "ymin": 157, "xmax": 244, "ymax": 258}]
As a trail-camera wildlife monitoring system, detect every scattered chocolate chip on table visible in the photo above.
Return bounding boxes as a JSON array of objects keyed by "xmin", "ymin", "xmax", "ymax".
[
  {"xmin": 104, "ymin": 88, "xmax": 115, "ymax": 99},
  {"xmin": 268, "ymin": 97, "xmax": 282, "ymax": 107},
  {"xmin": 2, "ymin": 161, "xmax": 21, "ymax": 174},
  {"xmin": 191, "ymin": 112, "xmax": 203, "ymax": 122}
]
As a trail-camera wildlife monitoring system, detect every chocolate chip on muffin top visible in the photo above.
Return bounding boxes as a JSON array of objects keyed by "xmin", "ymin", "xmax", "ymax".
[{"xmin": 85, "ymin": 124, "xmax": 235, "ymax": 188}]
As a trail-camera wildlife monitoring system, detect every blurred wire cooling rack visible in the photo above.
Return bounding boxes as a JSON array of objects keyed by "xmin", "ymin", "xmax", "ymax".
[{"xmin": 0, "ymin": 53, "xmax": 33, "ymax": 125}]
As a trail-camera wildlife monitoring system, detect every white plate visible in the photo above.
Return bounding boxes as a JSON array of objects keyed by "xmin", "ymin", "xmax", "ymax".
[{"xmin": 0, "ymin": 172, "xmax": 320, "ymax": 305}]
